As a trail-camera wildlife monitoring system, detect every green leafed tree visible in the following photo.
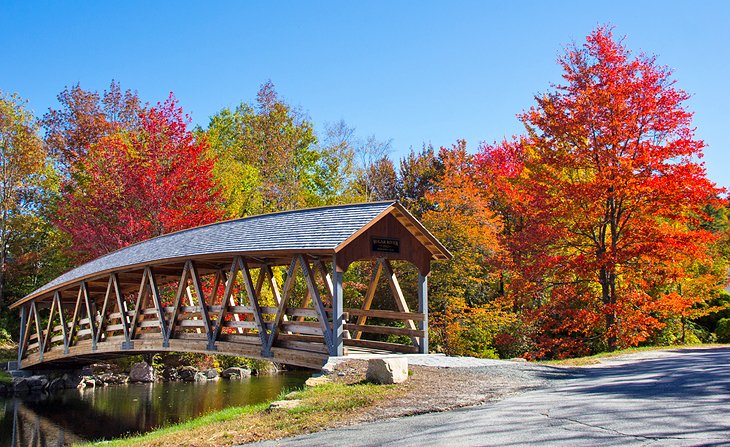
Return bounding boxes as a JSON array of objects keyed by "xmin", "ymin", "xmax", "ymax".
[
  {"xmin": 205, "ymin": 81, "xmax": 320, "ymax": 217},
  {"xmin": 0, "ymin": 92, "xmax": 68, "ymax": 335}
]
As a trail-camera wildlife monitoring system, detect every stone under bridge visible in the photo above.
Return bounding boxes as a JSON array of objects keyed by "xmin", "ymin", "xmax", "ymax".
[{"xmin": 11, "ymin": 202, "xmax": 451, "ymax": 370}]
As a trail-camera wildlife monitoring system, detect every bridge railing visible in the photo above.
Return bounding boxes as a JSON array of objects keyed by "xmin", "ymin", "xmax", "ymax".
[{"xmin": 18, "ymin": 255, "xmax": 426, "ymax": 368}]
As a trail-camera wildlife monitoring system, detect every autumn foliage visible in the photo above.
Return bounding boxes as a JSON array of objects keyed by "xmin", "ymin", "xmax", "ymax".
[
  {"xmin": 1, "ymin": 26, "xmax": 727, "ymax": 359},
  {"xmin": 55, "ymin": 95, "xmax": 224, "ymax": 261},
  {"xmin": 472, "ymin": 27, "xmax": 726, "ymax": 357}
]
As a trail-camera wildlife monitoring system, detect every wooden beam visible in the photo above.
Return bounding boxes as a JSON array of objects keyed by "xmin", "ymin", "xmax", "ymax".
[
  {"xmin": 239, "ymin": 258, "xmax": 270, "ymax": 354},
  {"xmin": 189, "ymin": 260, "xmax": 215, "ymax": 347},
  {"xmin": 31, "ymin": 301, "xmax": 43, "ymax": 360},
  {"xmin": 382, "ymin": 259, "xmax": 419, "ymax": 347},
  {"xmin": 66, "ymin": 283, "xmax": 85, "ymax": 348},
  {"xmin": 168, "ymin": 261, "xmax": 192, "ymax": 340},
  {"xmin": 54, "ymin": 292, "xmax": 69, "ymax": 352},
  {"xmin": 300, "ymin": 255, "xmax": 335, "ymax": 355},
  {"xmin": 129, "ymin": 269, "xmax": 150, "ymax": 340},
  {"xmin": 331, "ymin": 255, "xmax": 344, "ymax": 356},
  {"xmin": 211, "ymin": 258, "xmax": 239, "ymax": 347},
  {"xmin": 353, "ymin": 258, "xmax": 383, "ymax": 340},
  {"xmin": 42, "ymin": 294, "xmax": 58, "ymax": 353},
  {"xmin": 94, "ymin": 276, "xmax": 113, "ymax": 347},
  {"xmin": 265, "ymin": 257, "xmax": 298, "ymax": 354},
  {"xmin": 146, "ymin": 269, "xmax": 169, "ymax": 343},
  {"xmin": 418, "ymin": 273, "xmax": 428, "ymax": 354}
]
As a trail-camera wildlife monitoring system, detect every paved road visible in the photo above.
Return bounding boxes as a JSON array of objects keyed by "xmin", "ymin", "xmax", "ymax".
[{"xmin": 254, "ymin": 347, "xmax": 730, "ymax": 446}]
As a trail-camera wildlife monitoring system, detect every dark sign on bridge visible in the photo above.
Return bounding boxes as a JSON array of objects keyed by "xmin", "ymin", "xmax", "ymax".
[{"xmin": 371, "ymin": 237, "xmax": 400, "ymax": 254}]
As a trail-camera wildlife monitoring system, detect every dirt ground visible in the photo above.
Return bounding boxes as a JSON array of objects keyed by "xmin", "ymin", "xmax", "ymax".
[{"xmin": 324, "ymin": 359, "xmax": 543, "ymax": 422}]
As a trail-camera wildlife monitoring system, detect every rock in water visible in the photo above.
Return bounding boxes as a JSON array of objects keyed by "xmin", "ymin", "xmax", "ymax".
[
  {"xmin": 129, "ymin": 362, "xmax": 155, "ymax": 383},
  {"xmin": 203, "ymin": 368, "xmax": 219, "ymax": 380},
  {"xmin": 220, "ymin": 367, "xmax": 251, "ymax": 379},
  {"xmin": 178, "ymin": 366, "xmax": 198, "ymax": 382},
  {"xmin": 366, "ymin": 357, "xmax": 409, "ymax": 384}
]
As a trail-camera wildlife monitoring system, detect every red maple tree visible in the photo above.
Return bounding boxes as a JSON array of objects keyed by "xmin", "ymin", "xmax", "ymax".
[
  {"xmin": 56, "ymin": 94, "xmax": 225, "ymax": 261},
  {"xmin": 478, "ymin": 27, "xmax": 724, "ymax": 356}
]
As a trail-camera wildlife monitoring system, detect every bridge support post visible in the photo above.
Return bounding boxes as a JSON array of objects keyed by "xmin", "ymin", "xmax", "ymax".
[
  {"xmin": 331, "ymin": 256, "xmax": 344, "ymax": 357},
  {"xmin": 418, "ymin": 273, "xmax": 428, "ymax": 354},
  {"xmin": 17, "ymin": 306, "xmax": 26, "ymax": 364}
]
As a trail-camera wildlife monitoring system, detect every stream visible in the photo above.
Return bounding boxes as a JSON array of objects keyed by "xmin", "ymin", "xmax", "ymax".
[{"xmin": 0, "ymin": 372, "xmax": 309, "ymax": 446}]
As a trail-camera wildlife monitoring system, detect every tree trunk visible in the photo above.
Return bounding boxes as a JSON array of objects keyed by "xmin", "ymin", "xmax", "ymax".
[{"xmin": 600, "ymin": 265, "xmax": 617, "ymax": 351}]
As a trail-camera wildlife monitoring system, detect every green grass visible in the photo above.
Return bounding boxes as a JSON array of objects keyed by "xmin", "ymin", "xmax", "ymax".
[
  {"xmin": 75, "ymin": 403, "xmax": 271, "ymax": 447},
  {"xmin": 541, "ymin": 343, "xmax": 729, "ymax": 366},
  {"xmin": 74, "ymin": 381, "xmax": 398, "ymax": 447},
  {"xmin": 0, "ymin": 370, "xmax": 12, "ymax": 385}
]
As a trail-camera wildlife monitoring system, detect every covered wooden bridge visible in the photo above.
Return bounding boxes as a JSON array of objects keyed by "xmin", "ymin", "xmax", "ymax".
[{"xmin": 11, "ymin": 202, "xmax": 451, "ymax": 370}]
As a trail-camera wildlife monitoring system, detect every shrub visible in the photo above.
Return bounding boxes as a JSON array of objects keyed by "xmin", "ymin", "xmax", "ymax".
[
  {"xmin": 0, "ymin": 328, "xmax": 12, "ymax": 344},
  {"xmin": 716, "ymin": 318, "xmax": 730, "ymax": 343}
]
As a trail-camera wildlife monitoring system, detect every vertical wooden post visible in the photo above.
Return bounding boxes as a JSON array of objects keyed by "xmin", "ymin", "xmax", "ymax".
[
  {"xmin": 418, "ymin": 273, "xmax": 428, "ymax": 354},
  {"xmin": 17, "ymin": 306, "xmax": 26, "ymax": 364},
  {"xmin": 331, "ymin": 256, "xmax": 344, "ymax": 356}
]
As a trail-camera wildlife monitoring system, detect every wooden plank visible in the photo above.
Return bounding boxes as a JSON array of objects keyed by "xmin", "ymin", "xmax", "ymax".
[
  {"xmin": 280, "ymin": 322, "xmax": 324, "ymax": 336},
  {"xmin": 139, "ymin": 320, "xmax": 163, "ymax": 329},
  {"xmin": 344, "ymin": 337, "xmax": 420, "ymax": 353},
  {"xmin": 228, "ymin": 305, "xmax": 254, "ymax": 313},
  {"xmin": 177, "ymin": 320, "xmax": 206, "ymax": 327},
  {"xmin": 344, "ymin": 308, "xmax": 425, "ymax": 321},
  {"xmin": 276, "ymin": 339, "xmax": 330, "ymax": 354},
  {"xmin": 223, "ymin": 320, "xmax": 258, "ymax": 329},
  {"xmin": 106, "ymin": 324, "xmax": 125, "ymax": 331},
  {"xmin": 344, "ymin": 323, "xmax": 424, "ymax": 338},
  {"xmin": 285, "ymin": 308, "xmax": 320, "ymax": 319}
]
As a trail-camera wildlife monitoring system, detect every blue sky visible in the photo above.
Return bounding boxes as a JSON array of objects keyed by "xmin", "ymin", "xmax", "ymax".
[{"xmin": 1, "ymin": 1, "xmax": 728, "ymax": 188}]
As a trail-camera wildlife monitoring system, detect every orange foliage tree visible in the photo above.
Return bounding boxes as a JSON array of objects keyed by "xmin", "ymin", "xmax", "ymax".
[
  {"xmin": 478, "ymin": 27, "xmax": 724, "ymax": 357},
  {"xmin": 423, "ymin": 141, "xmax": 512, "ymax": 357}
]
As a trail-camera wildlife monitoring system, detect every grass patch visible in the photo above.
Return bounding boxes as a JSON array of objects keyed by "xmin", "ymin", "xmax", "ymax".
[
  {"xmin": 75, "ymin": 381, "xmax": 399, "ymax": 447},
  {"xmin": 0, "ymin": 370, "xmax": 12, "ymax": 384},
  {"xmin": 542, "ymin": 344, "xmax": 730, "ymax": 366}
]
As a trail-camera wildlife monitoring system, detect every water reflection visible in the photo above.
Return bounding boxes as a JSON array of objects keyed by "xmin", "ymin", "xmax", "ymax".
[{"xmin": 0, "ymin": 373, "xmax": 308, "ymax": 446}]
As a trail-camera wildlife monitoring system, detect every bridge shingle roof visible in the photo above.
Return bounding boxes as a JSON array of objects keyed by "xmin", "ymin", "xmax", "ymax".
[{"xmin": 26, "ymin": 201, "xmax": 400, "ymax": 301}]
